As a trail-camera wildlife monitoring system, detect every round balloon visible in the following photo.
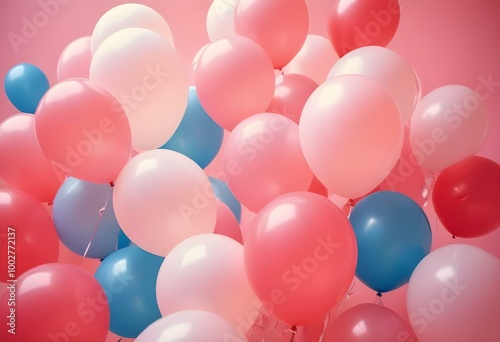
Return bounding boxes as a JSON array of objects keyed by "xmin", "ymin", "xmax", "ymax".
[
  {"xmin": 4, "ymin": 63, "xmax": 49, "ymax": 113},
  {"xmin": 349, "ymin": 191, "xmax": 432, "ymax": 292},
  {"xmin": 209, "ymin": 177, "xmax": 242, "ymax": 222},
  {"xmin": 57, "ymin": 36, "xmax": 92, "ymax": 81},
  {"xmin": 214, "ymin": 199, "xmax": 243, "ymax": 244},
  {"xmin": 206, "ymin": 0, "xmax": 237, "ymax": 42}
]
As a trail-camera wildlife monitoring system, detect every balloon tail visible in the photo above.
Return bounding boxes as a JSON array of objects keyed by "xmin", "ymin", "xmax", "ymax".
[{"xmin": 375, "ymin": 292, "xmax": 384, "ymax": 305}]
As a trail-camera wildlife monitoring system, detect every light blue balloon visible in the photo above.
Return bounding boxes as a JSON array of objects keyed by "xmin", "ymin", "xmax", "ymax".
[
  {"xmin": 52, "ymin": 177, "xmax": 121, "ymax": 259},
  {"xmin": 349, "ymin": 191, "xmax": 432, "ymax": 293},
  {"xmin": 209, "ymin": 177, "xmax": 241, "ymax": 222},
  {"xmin": 94, "ymin": 246, "xmax": 163, "ymax": 338},
  {"xmin": 159, "ymin": 86, "xmax": 223, "ymax": 168},
  {"xmin": 4, "ymin": 63, "xmax": 50, "ymax": 113}
]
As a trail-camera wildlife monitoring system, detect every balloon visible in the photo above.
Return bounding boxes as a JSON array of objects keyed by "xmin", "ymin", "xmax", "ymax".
[
  {"xmin": 117, "ymin": 229, "xmax": 133, "ymax": 249},
  {"xmin": 206, "ymin": 0, "xmax": 237, "ymax": 42},
  {"xmin": 266, "ymin": 74, "xmax": 318, "ymax": 124},
  {"xmin": 214, "ymin": 199, "xmax": 243, "ymax": 244},
  {"xmin": 90, "ymin": 27, "xmax": 188, "ymax": 150},
  {"xmin": 94, "ymin": 246, "xmax": 163, "ymax": 338},
  {"xmin": 159, "ymin": 87, "xmax": 223, "ymax": 169},
  {"xmin": 324, "ymin": 303, "xmax": 417, "ymax": 342},
  {"xmin": 4, "ymin": 63, "xmax": 49, "ymax": 113},
  {"xmin": 113, "ymin": 149, "xmax": 216, "ymax": 256},
  {"xmin": 156, "ymin": 234, "xmax": 259, "ymax": 337},
  {"xmin": 407, "ymin": 244, "xmax": 500, "ymax": 342},
  {"xmin": 234, "ymin": 0, "xmax": 309, "ymax": 69},
  {"xmin": 327, "ymin": 45, "xmax": 421, "ymax": 122},
  {"xmin": 57, "ymin": 36, "xmax": 92, "ymax": 81},
  {"xmin": 327, "ymin": 0, "xmax": 401, "ymax": 57},
  {"xmin": 0, "ymin": 114, "xmax": 64, "ymax": 202},
  {"xmin": 349, "ymin": 191, "xmax": 432, "ymax": 292},
  {"xmin": 34, "ymin": 78, "xmax": 132, "ymax": 183},
  {"xmin": 0, "ymin": 263, "xmax": 110, "ymax": 342},
  {"xmin": 194, "ymin": 35, "xmax": 275, "ymax": 131},
  {"xmin": 282, "ymin": 34, "xmax": 339, "ymax": 85},
  {"xmin": 52, "ymin": 177, "xmax": 121, "ymax": 259},
  {"xmin": 299, "ymin": 74, "xmax": 404, "ymax": 199},
  {"xmin": 432, "ymin": 156, "xmax": 500, "ymax": 238},
  {"xmin": 91, "ymin": 3, "xmax": 174, "ymax": 53},
  {"xmin": 209, "ymin": 177, "xmax": 242, "ymax": 222},
  {"xmin": 244, "ymin": 191, "xmax": 357, "ymax": 325},
  {"xmin": 136, "ymin": 310, "xmax": 241, "ymax": 342},
  {"xmin": 308, "ymin": 176, "xmax": 328, "ymax": 197},
  {"xmin": 0, "ymin": 188, "xmax": 59, "ymax": 283},
  {"xmin": 223, "ymin": 113, "xmax": 313, "ymax": 212},
  {"xmin": 410, "ymin": 85, "xmax": 489, "ymax": 171}
]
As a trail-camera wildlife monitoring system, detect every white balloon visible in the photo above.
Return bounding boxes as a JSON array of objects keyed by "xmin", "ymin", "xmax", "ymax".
[{"xmin": 206, "ymin": 0, "xmax": 238, "ymax": 42}]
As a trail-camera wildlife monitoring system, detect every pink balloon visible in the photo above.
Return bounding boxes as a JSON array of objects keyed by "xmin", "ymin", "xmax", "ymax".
[
  {"xmin": 214, "ymin": 199, "xmax": 243, "ymax": 244},
  {"xmin": 324, "ymin": 303, "xmax": 417, "ymax": 342},
  {"xmin": 195, "ymin": 35, "xmax": 275, "ymax": 131},
  {"xmin": 300, "ymin": 74, "xmax": 404, "ymax": 199},
  {"xmin": 244, "ymin": 192, "xmax": 357, "ymax": 326},
  {"xmin": 136, "ymin": 310, "xmax": 239, "ymax": 342},
  {"xmin": 57, "ymin": 36, "xmax": 92, "ymax": 81},
  {"xmin": 410, "ymin": 85, "xmax": 489, "ymax": 171},
  {"xmin": 35, "ymin": 79, "xmax": 132, "ymax": 184},
  {"xmin": 156, "ymin": 234, "xmax": 259, "ymax": 338},
  {"xmin": 407, "ymin": 244, "xmax": 500, "ymax": 342},
  {"xmin": 0, "ymin": 114, "xmax": 64, "ymax": 202},
  {"xmin": 223, "ymin": 113, "xmax": 313, "ymax": 212},
  {"xmin": 234, "ymin": 0, "xmax": 309, "ymax": 69},
  {"xmin": 283, "ymin": 34, "xmax": 339, "ymax": 85},
  {"xmin": 267, "ymin": 74, "xmax": 318, "ymax": 124},
  {"xmin": 113, "ymin": 149, "xmax": 216, "ymax": 256}
]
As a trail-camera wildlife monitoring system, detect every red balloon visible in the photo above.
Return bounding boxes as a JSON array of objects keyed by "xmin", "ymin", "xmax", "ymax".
[
  {"xmin": 432, "ymin": 156, "xmax": 500, "ymax": 238},
  {"xmin": 0, "ymin": 188, "xmax": 59, "ymax": 282},
  {"xmin": 327, "ymin": 0, "xmax": 401, "ymax": 57},
  {"xmin": 0, "ymin": 263, "xmax": 109, "ymax": 341}
]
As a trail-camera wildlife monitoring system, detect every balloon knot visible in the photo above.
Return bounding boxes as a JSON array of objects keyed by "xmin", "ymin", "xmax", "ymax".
[
  {"xmin": 289, "ymin": 325, "xmax": 297, "ymax": 332},
  {"xmin": 109, "ymin": 181, "xmax": 115, "ymax": 187},
  {"xmin": 377, "ymin": 292, "xmax": 383, "ymax": 297},
  {"xmin": 452, "ymin": 235, "xmax": 456, "ymax": 239},
  {"xmin": 47, "ymin": 201, "xmax": 53, "ymax": 206},
  {"xmin": 348, "ymin": 199, "xmax": 355, "ymax": 207}
]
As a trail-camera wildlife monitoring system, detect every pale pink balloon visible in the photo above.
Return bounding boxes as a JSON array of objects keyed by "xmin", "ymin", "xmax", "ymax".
[
  {"xmin": 410, "ymin": 85, "xmax": 489, "ymax": 171},
  {"xmin": 407, "ymin": 244, "xmax": 500, "ymax": 342},
  {"xmin": 300, "ymin": 75, "xmax": 404, "ymax": 199},
  {"xmin": 156, "ymin": 234, "xmax": 259, "ymax": 338},
  {"xmin": 328, "ymin": 46, "xmax": 421, "ymax": 123},
  {"xmin": 0, "ymin": 114, "xmax": 64, "ymax": 202},
  {"xmin": 206, "ymin": 0, "xmax": 238, "ymax": 42},
  {"xmin": 283, "ymin": 34, "xmax": 339, "ymax": 85},
  {"xmin": 35, "ymin": 79, "xmax": 132, "ymax": 184},
  {"xmin": 214, "ymin": 199, "xmax": 243, "ymax": 244},
  {"xmin": 234, "ymin": 0, "xmax": 309, "ymax": 69},
  {"xmin": 91, "ymin": 28, "xmax": 188, "ymax": 150},
  {"xmin": 113, "ymin": 149, "xmax": 216, "ymax": 256},
  {"xmin": 194, "ymin": 35, "xmax": 275, "ymax": 131},
  {"xmin": 135, "ymin": 310, "xmax": 240, "ymax": 342},
  {"xmin": 57, "ymin": 36, "xmax": 92, "ymax": 81},
  {"xmin": 223, "ymin": 113, "xmax": 313, "ymax": 212},
  {"xmin": 267, "ymin": 74, "xmax": 318, "ymax": 124}
]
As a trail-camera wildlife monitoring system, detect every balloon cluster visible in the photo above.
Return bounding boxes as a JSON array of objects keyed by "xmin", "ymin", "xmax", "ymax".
[{"xmin": 1, "ymin": 0, "xmax": 499, "ymax": 341}]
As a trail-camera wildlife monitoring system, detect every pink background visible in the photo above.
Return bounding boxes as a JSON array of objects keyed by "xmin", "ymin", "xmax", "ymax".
[{"xmin": 1, "ymin": 0, "xmax": 499, "ymax": 340}]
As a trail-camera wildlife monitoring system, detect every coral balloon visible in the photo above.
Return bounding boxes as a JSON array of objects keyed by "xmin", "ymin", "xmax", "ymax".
[
  {"xmin": 0, "ymin": 114, "xmax": 63, "ymax": 202},
  {"xmin": 244, "ymin": 192, "xmax": 357, "ymax": 325},
  {"xmin": 300, "ymin": 74, "xmax": 404, "ymax": 199},
  {"xmin": 57, "ymin": 36, "xmax": 92, "ymax": 81},
  {"xmin": 223, "ymin": 113, "xmax": 313, "ymax": 212},
  {"xmin": 432, "ymin": 156, "xmax": 500, "ymax": 238},
  {"xmin": 407, "ymin": 244, "xmax": 500, "ymax": 342},
  {"xmin": 194, "ymin": 35, "xmax": 275, "ymax": 131},
  {"xmin": 214, "ymin": 199, "xmax": 243, "ymax": 244},
  {"xmin": 206, "ymin": 0, "xmax": 237, "ymax": 42},
  {"xmin": 410, "ymin": 85, "xmax": 488, "ymax": 171},
  {"xmin": 327, "ymin": 0, "xmax": 401, "ymax": 57},
  {"xmin": 0, "ymin": 263, "xmax": 110, "ymax": 342},
  {"xmin": 0, "ymin": 188, "xmax": 59, "ymax": 283},
  {"xmin": 91, "ymin": 28, "xmax": 188, "ymax": 150},
  {"xmin": 35, "ymin": 79, "xmax": 132, "ymax": 183},
  {"xmin": 113, "ymin": 149, "xmax": 216, "ymax": 256}
]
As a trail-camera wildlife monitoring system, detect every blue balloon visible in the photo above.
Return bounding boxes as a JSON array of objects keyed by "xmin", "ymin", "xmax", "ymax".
[
  {"xmin": 117, "ymin": 229, "xmax": 132, "ymax": 249},
  {"xmin": 159, "ymin": 86, "xmax": 223, "ymax": 168},
  {"xmin": 349, "ymin": 191, "xmax": 432, "ymax": 293},
  {"xmin": 209, "ymin": 177, "xmax": 241, "ymax": 222},
  {"xmin": 52, "ymin": 177, "xmax": 121, "ymax": 259},
  {"xmin": 94, "ymin": 246, "xmax": 164, "ymax": 338},
  {"xmin": 4, "ymin": 63, "xmax": 50, "ymax": 113}
]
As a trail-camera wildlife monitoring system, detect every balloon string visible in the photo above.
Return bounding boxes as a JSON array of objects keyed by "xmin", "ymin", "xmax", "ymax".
[
  {"xmin": 318, "ymin": 312, "xmax": 331, "ymax": 342},
  {"xmin": 375, "ymin": 292, "xmax": 384, "ymax": 305}
]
